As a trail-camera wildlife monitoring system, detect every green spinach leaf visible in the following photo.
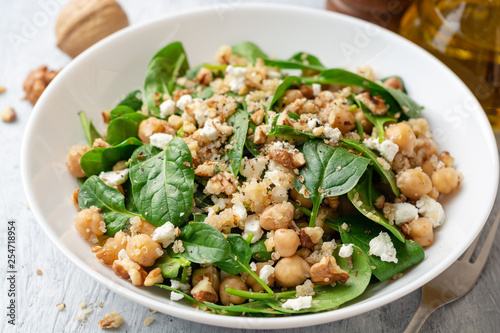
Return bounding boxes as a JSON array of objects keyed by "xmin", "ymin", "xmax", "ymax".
[
  {"xmin": 78, "ymin": 111, "xmax": 101, "ymax": 146},
  {"xmin": 250, "ymin": 237, "xmax": 272, "ymax": 262},
  {"xmin": 178, "ymin": 222, "xmax": 231, "ymax": 263},
  {"xmin": 80, "ymin": 137, "xmax": 143, "ymax": 176},
  {"xmin": 268, "ymin": 76, "xmax": 302, "ymax": 111},
  {"xmin": 106, "ymin": 114, "xmax": 145, "ymax": 146},
  {"xmin": 268, "ymin": 114, "xmax": 317, "ymax": 141},
  {"xmin": 78, "ymin": 176, "xmax": 140, "ymax": 236},
  {"xmin": 294, "ymin": 139, "xmax": 370, "ymax": 227},
  {"xmin": 215, "ymin": 234, "xmax": 251, "ymax": 274},
  {"xmin": 117, "ymin": 89, "xmax": 142, "ymax": 110},
  {"xmin": 130, "ymin": 137, "xmax": 194, "ymax": 227},
  {"xmin": 155, "ymin": 251, "xmax": 191, "ymax": 279},
  {"xmin": 232, "ymin": 41, "xmax": 267, "ymax": 64},
  {"xmin": 144, "ymin": 41, "xmax": 189, "ymax": 116},
  {"xmin": 245, "ymin": 120, "xmax": 260, "ymax": 157},
  {"xmin": 264, "ymin": 52, "xmax": 325, "ymax": 72},
  {"xmin": 128, "ymin": 144, "xmax": 162, "ymax": 167},
  {"xmin": 349, "ymin": 95, "xmax": 395, "ymax": 142},
  {"xmin": 226, "ymin": 109, "xmax": 249, "ymax": 176}
]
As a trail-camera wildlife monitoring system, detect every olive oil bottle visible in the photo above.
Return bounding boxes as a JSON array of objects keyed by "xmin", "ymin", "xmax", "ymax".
[{"xmin": 399, "ymin": 0, "xmax": 500, "ymax": 128}]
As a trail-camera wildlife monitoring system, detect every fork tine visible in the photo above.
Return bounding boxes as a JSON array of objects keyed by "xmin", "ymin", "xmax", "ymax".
[
  {"xmin": 473, "ymin": 211, "xmax": 500, "ymax": 265},
  {"xmin": 460, "ymin": 234, "xmax": 481, "ymax": 262}
]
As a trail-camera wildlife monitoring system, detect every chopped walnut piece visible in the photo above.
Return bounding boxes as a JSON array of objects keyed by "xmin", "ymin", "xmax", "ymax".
[
  {"xmin": 144, "ymin": 316, "xmax": 155, "ymax": 326},
  {"xmin": 144, "ymin": 267, "xmax": 164, "ymax": 286},
  {"xmin": 112, "ymin": 258, "xmax": 148, "ymax": 286},
  {"xmin": 250, "ymin": 109, "xmax": 265, "ymax": 125},
  {"xmin": 91, "ymin": 246, "xmax": 118, "ymax": 265},
  {"xmin": 93, "ymin": 138, "xmax": 110, "ymax": 148},
  {"xmin": 356, "ymin": 92, "xmax": 388, "ymax": 116},
  {"xmin": 194, "ymin": 161, "xmax": 217, "ymax": 178},
  {"xmin": 191, "ymin": 276, "xmax": 219, "ymax": 303},
  {"xmin": 300, "ymin": 227, "xmax": 324, "ymax": 249},
  {"xmin": 310, "ymin": 255, "xmax": 350, "ymax": 285},
  {"xmin": 23, "ymin": 65, "xmax": 60, "ymax": 105},
  {"xmin": 196, "ymin": 67, "xmax": 213, "ymax": 85},
  {"xmin": 98, "ymin": 312, "xmax": 124, "ymax": 329},
  {"xmin": 56, "ymin": 302, "xmax": 66, "ymax": 311},
  {"xmin": 36, "ymin": 269, "xmax": 42, "ymax": 275}
]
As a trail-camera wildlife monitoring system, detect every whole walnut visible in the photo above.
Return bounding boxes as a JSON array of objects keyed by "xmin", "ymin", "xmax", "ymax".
[{"xmin": 23, "ymin": 66, "xmax": 60, "ymax": 105}]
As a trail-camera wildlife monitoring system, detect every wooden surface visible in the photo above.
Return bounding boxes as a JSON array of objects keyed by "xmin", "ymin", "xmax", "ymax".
[{"xmin": 1, "ymin": 0, "xmax": 499, "ymax": 332}]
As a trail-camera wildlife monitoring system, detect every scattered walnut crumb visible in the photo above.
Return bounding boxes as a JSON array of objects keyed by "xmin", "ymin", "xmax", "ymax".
[
  {"xmin": 148, "ymin": 308, "xmax": 157, "ymax": 314},
  {"xmin": 76, "ymin": 308, "xmax": 92, "ymax": 322},
  {"xmin": 98, "ymin": 301, "xmax": 104, "ymax": 308},
  {"xmin": 56, "ymin": 302, "xmax": 66, "ymax": 311},
  {"xmin": 0, "ymin": 85, "xmax": 6, "ymax": 94},
  {"xmin": 36, "ymin": 269, "xmax": 42, "ymax": 275},
  {"xmin": 23, "ymin": 65, "xmax": 59, "ymax": 105},
  {"xmin": 79, "ymin": 301, "xmax": 86, "ymax": 309},
  {"xmin": 98, "ymin": 312, "xmax": 124, "ymax": 329},
  {"xmin": 1, "ymin": 106, "xmax": 16, "ymax": 123},
  {"xmin": 144, "ymin": 316, "xmax": 155, "ymax": 326}
]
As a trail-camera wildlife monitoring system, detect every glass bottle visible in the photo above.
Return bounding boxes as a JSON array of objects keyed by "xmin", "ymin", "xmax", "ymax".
[{"xmin": 399, "ymin": 0, "xmax": 500, "ymax": 128}]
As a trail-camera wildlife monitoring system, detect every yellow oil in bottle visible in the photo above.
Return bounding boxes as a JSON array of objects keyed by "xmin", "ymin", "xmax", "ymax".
[{"xmin": 399, "ymin": 0, "xmax": 500, "ymax": 128}]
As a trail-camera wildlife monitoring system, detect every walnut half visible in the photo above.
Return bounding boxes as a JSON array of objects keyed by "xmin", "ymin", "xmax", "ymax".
[{"xmin": 310, "ymin": 255, "xmax": 349, "ymax": 285}]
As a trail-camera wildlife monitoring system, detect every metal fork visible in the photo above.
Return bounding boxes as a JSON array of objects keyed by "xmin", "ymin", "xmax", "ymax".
[{"xmin": 404, "ymin": 211, "xmax": 500, "ymax": 333}]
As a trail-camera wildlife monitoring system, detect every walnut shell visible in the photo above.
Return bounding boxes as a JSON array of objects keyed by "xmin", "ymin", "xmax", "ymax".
[{"xmin": 55, "ymin": 0, "xmax": 128, "ymax": 58}]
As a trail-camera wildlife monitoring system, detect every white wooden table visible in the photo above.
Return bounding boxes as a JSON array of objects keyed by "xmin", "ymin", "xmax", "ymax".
[{"xmin": 1, "ymin": 0, "xmax": 499, "ymax": 332}]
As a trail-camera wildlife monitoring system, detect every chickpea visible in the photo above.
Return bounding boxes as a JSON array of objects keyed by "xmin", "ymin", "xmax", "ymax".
[
  {"xmin": 274, "ymin": 254, "xmax": 311, "ymax": 287},
  {"xmin": 397, "ymin": 169, "xmax": 433, "ymax": 200},
  {"xmin": 274, "ymin": 229, "xmax": 300, "ymax": 257},
  {"xmin": 244, "ymin": 263, "xmax": 275, "ymax": 292},
  {"xmin": 126, "ymin": 234, "xmax": 162, "ymax": 267},
  {"xmin": 383, "ymin": 77, "xmax": 403, "ymax": 91},
  {"xmin": 103, "ymin": 231, "xmax": 129, "ymax": 256},
  {"xmin": 259, "ymin": 202, "xmax": 294, "ymax": 230},
  {"xmin": 421, "ymin": 159, "xmax": 436, "ymax": 178},
  {"xmin": 138, "ymin": 117, "xmax": 172, "ymax": 143},
  {"xmin": 290, "ymin": 188, "xmax": 313, "ymax": 209},
  {"xmin": 66, "ymin": 144, "xmax": 90, "ymax": 178},
  {"xmin": 416, "ymin": 138, "xmax": 438, "ymax": 160},
  {"xmin": 74, "ymin": 206, "xmax": 106, "ymax": 240},
  {"xmin": 354, "ymin": 110, "xmax": 373, "ymax": 133},
  {"xmin": 328, "ymin": 108, "xmax": 356, "ymax": 134},
  {"xmin": 402, "ymin": 217, "xmax": 434, "ymax": 247},
  {"xmin": 139, "ymin": 220, "xmax": 157, "ymax": 237},
  {"xmin": 282, "ymin": 89, "xmax": 303, "ymax": 106},
  {"xmin": 432, "ymin": 167, "xmax": 459, "ymax": 194},
  {"xmin": 192, "ymin": 266, "xmax": 220, "ymax": 292},
  {"xmin": 385, "ymin": 123, "xmax": 416, "ymax": 155},
  {"xmin": 219, "ymin": 275, "xmax": 248, "ymax": 306}
]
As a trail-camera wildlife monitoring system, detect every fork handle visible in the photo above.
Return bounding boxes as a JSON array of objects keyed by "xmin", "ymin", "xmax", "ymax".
[{"xmin": 404, "ymin": 297, "xmax": 441, "ymax": 333}]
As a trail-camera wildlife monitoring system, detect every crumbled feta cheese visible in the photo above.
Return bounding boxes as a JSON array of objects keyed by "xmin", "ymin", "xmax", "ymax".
[
  {"xmin": 99, "ymin": 169, "xmax": 129, "ymax": 186},
  {"xmin": 259, "ymin": 265, "xmax": 275, "ymax": 285},
  {"xmin": 393, "ymin": 203, "xmax": 419, "ymax": 226},
  {"xmin": 323, "ymin": 124, "xmax": 341, "ymax": 141},
  {"xmin": 211, "ymin": 195, "xmax": 231, "ymax": 210},
  {"xmin": 339, "ymin": 243, "xmax": 354, "ymax": 258},
  {"xmin": 363, "ymin": 137, "xmax": 399, "ymax": 162},
  {"xmin": 118, "ymin": 249, "xmax": 129, "ymax": 260},
  {"xmin": 192, "ymin": 99, "xmax": 208, "ymax": 126},
  {"xmin": 369, "ymin": 232, "xmax": 398, "ymax": 263},
  {"xmin": 226, "ymin": 65, "xmax": 248, "ymax": 93},
  {"xmin": 312, "ymin": 83, "xmax": 321, "ymax": 96},
  {"xmin": 159, "ymin": 99, "xmax": 176, "ymax": 118},
  {"xmin": 171, "ymin": 280, "xmax": 191, "ymax": 293},
  {"xmin": 152, "ymin": 222, "xmax": 178, "ymax": 248},
  {"xmin": 416, "ymin": 195, "xmax": 445, "ymax": 227},
  {"xmin": 267, "ymin": 70, "xmax": 281, "ymax": 79},
  {"xmin": 150, "ymin": 133, "xmax": 173, "ymax": 149},
  {"xmin": 241, "ymin": 214, "xmax": 264, "ymax": 243},
  {"xmin": 170, "ymin": 292, "xmax": 184, "ymax": 301},
  {"xmin": 176, "ymin": 94, "xmax": 192, "ymax": 112},
  {"xmin": 281, "ymin": 296, "xmax": 312, "ymax": 311},
  {"xmin": 199, "ymin": 119, "xmax": 219, "ymax": 141},
  {"xmin": 232, "ymin": 203, "xmax": 247, "ymax": 222},
  {"xmin": 240, "ymin": 156, "xmax": 268, "ymax": 180},
  {"xmin": 249, "ymin": 262, "xmax": 257, "ymax": 271}
]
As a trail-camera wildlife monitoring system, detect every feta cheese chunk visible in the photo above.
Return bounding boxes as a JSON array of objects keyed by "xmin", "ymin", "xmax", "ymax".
[
  {"xmin": 259, "ymin": 265, "xmax": 275, "ymax": 285},
  {"xmin": 170, "ymin": 291, "xmax": 184, "ymax": 301},
  {"xmin": 176, "ymin": 94, "xmax": 193, "ymax": 112},
  {"xmin": 240, "ymin": 156, "xmax": 268, "ymax": 180},
  {"xmin": 416, "ymin": 195, "xmax": 445, "ymax": 227},
  {"xmin": 363, "ymin": 137, "xmax": 399, "ymax": 162},
  {"xmin": 226, "ymin": 65, "xmax": 248, "ymax": 93},
  {"xmin": 152, "ymin": 222, "xmax": 178, "ymax": 248},
  {"xmin": 241, "ymin": 214, "xmax": 264, "ymax": 244},
  {"xmin": 171, "ymin": 280, "xmax": 191, "ymax": 293},
  {"xmin": 99, "ymin": 169, "xmax": 129, "ymax": 186},
  {"xmin": 118, "ymin": 249, "xmax": 129, "ymax": 260},
  {"xmin": 281, "ymin": 296, "xmax": 312, "ymax": 311},
  {"xmin": 150, "ymin": 133, "xmax": 173, "ymax": 149},
  {"xmin": 232, "ymin": 203, "xmax": 248, "ymax": 222},
  {"xmin": 339, "ymin": 243, "xmax": 354, "ymax": 258},
  {"xmin": 323, "ymin": 124, "xmax": 342, "ymax": 142},
  {"xmin": 312, "ymin": 83, "xmax": 321, "ymax": 96},
  {"xmin": 393, "ymin": 203, "xmax": 419, "ymax": 226},
  {"xmin": 199, "ymin": 119, "xmax": 219, "ymax": 141},
  {"xmin": 159, "ymin": 99, "xmax": 176, "ymax": 118},
  {"xmin": 369, "ymin": 232, "xmax": 398, "ymax": 263}
]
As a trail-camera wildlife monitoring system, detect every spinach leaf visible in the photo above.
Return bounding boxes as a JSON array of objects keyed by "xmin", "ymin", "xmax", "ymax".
[
  {"xmin": 78, "ymin": 176, "xmax": 140, "ymax": 236},
  {"xmin": 194, "ymin": 86, "xmax": 214, "ymax": 99},
  {"xmin": 117, "ymin": 89, "xmax": 142, "ymax": 110},
  {"xmin": 329, "ymin": 215, "xmax": 424, "ymax": 281},
  {"xmin": 250, "ymin": 237, "xmax": 272, "ymax": 262},
  {"xmin": 381, "ymin": 76, "xmax": 408, "ymax": 94},
  {"xmin": 155, "ymin": 251, "xmax": 191, "ymax": 279},
  {"xmin": 192, "ymin": 213, "xmax": 207, "ymax": 222},
  {"xmin": 178, "ymin": 222, "xmax": 231, "ymax": 263},
  {"xmin": 340, "ymin": 138, "xmax": 400, "ymax": 197},
  {"xmin": 80, "ymin": 137, "xmax": 143, "ymax": 176},
  {"xmin": 268, "ymin": 76, "xmax": 302, "ymax": 111},
  {"xmin": 302, "ymin": 69, "xmax": 421, "ymax": 118},
  {"xmin": 264, "ymin": 52, "xmax": 325, "ymax": 72},
  {"xmin": 232, "ymin": 41, "xmax": 267, "ymax": 64},
  {"xmin": 245, "ymin": 120, "xmax": 260, "ymax": 157},
  {"xmin": 347, "ymin": 169, "xmax": 405, "ymax": 242},
  {"xmin": 109, "ymin": 105, "xmax": 147, "ymax": 123},
  {"xmin": 78, "ymin": 111, "xmax": 101, "ymax": 146},
  {"xmin": 268, "ymin": 114, "xmax": 317, "ymax": 141},
  {"xmin": 144, "ymin": 41, "xmax": 189, "ymax": 116},
  {"xmin": 185, "ymin": 64, "xmax": 203, "ymax": 80},
  {"xmin": 349, "ymin": 95, "xmax": 395, "ymax": 142},
  {"xmin": 294, "ymin": 139, "xmax": 370, "ymax": 227},
  {"xmin": 226, "ymin": 109, "xmax": 249, "ymax": 176},
  {"xmin": 215, "ymin": 234, "xmax": 251, "ymax": 274},
  {"xmin": 128, "ymin": 144, "xmax": 162, "ymax": 167},
  {"xmin": 106, "ymin": 115, "xmax": 145, "ymax": 146},
  {"xmin": 130, "ymin": 137, "xmax": 194, "ymax": 227}
]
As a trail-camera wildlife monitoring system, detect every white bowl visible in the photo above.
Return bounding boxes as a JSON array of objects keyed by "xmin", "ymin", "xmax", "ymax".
[{"xmin": 21, "ymin": 3, "xmax": 499, "ymax": 330}]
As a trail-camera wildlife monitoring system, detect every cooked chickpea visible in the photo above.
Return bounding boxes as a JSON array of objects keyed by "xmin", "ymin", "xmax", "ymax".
[
  {"xmin": 383, "ymin": 77, "xmax": 403, "ymax": 91},
  {"xmin": 397, "ymin": 169, "xmax": 433, "ymax": 200},
  {"xmin": 416, "ymin": 138, "xmax": 438, "ymax": 159},
  {"xmin": 259, "ymin": 202, "xmax": 294, "ymax": 230},
  {"xmin": 192, "ymin": 266, "xmax": 220, "ymax": 292},
  {"xmin": 328, "ymin": 108, "xmax": 356, "ymax": 134},
  {"xmin": 138, "ymin": 117, "xmax": 172, "ymax": 143},
  {"xmin": 139, "ymin": 220, "xmax": 157, "ymax": 237},
  {"xmin": 219, "ymin": 275, "xmax": 248, "ymax": 305},
  {"xmin": 274, "ymin": 254, "xmax": 311, "ymax": 287},
  {"xmin": 126, "ymin": 234, "xmax": 162, "ymax": 267},
  {"xmin": 354, "ymin": 110, "xmax": 373, "ymax": 133},
  {"xmin": 274, "ymin": 229, "xmax": 300, "ymax": 257},
  {"xmin": 282, "ymin": 89, "xmax": 303, "ymax": 106},
  {"xmin": 103, "ymin": 231, "xmax": 129, "ymax": 255},
  {"xmin": 402, "ymin": 217, "xmax": 434, "ymax": 247},
  {"xmin": 244, "ymin": 263, "xmax": 275, "ymax": 292},
  {"xmin": 385, "ymin": 123, "xmax": 416, "ymax": 155},
  {"xmin": 66, "ymin": 144, "xmax": 90, "ymax": 178},
  {"xmin": 421, "ymin": 159, "xmax": 436, "ymax": 177},
  {"xmin": 290, "ymin": 188, "xmax": 313, "ymax": 209},
  {"xmin": 432, "ymin": 167, "xmax": 459, "ymax": 194},
  {"xmin": 74, "ymin": 206, "xmax": 106, "ymax": 240}
]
